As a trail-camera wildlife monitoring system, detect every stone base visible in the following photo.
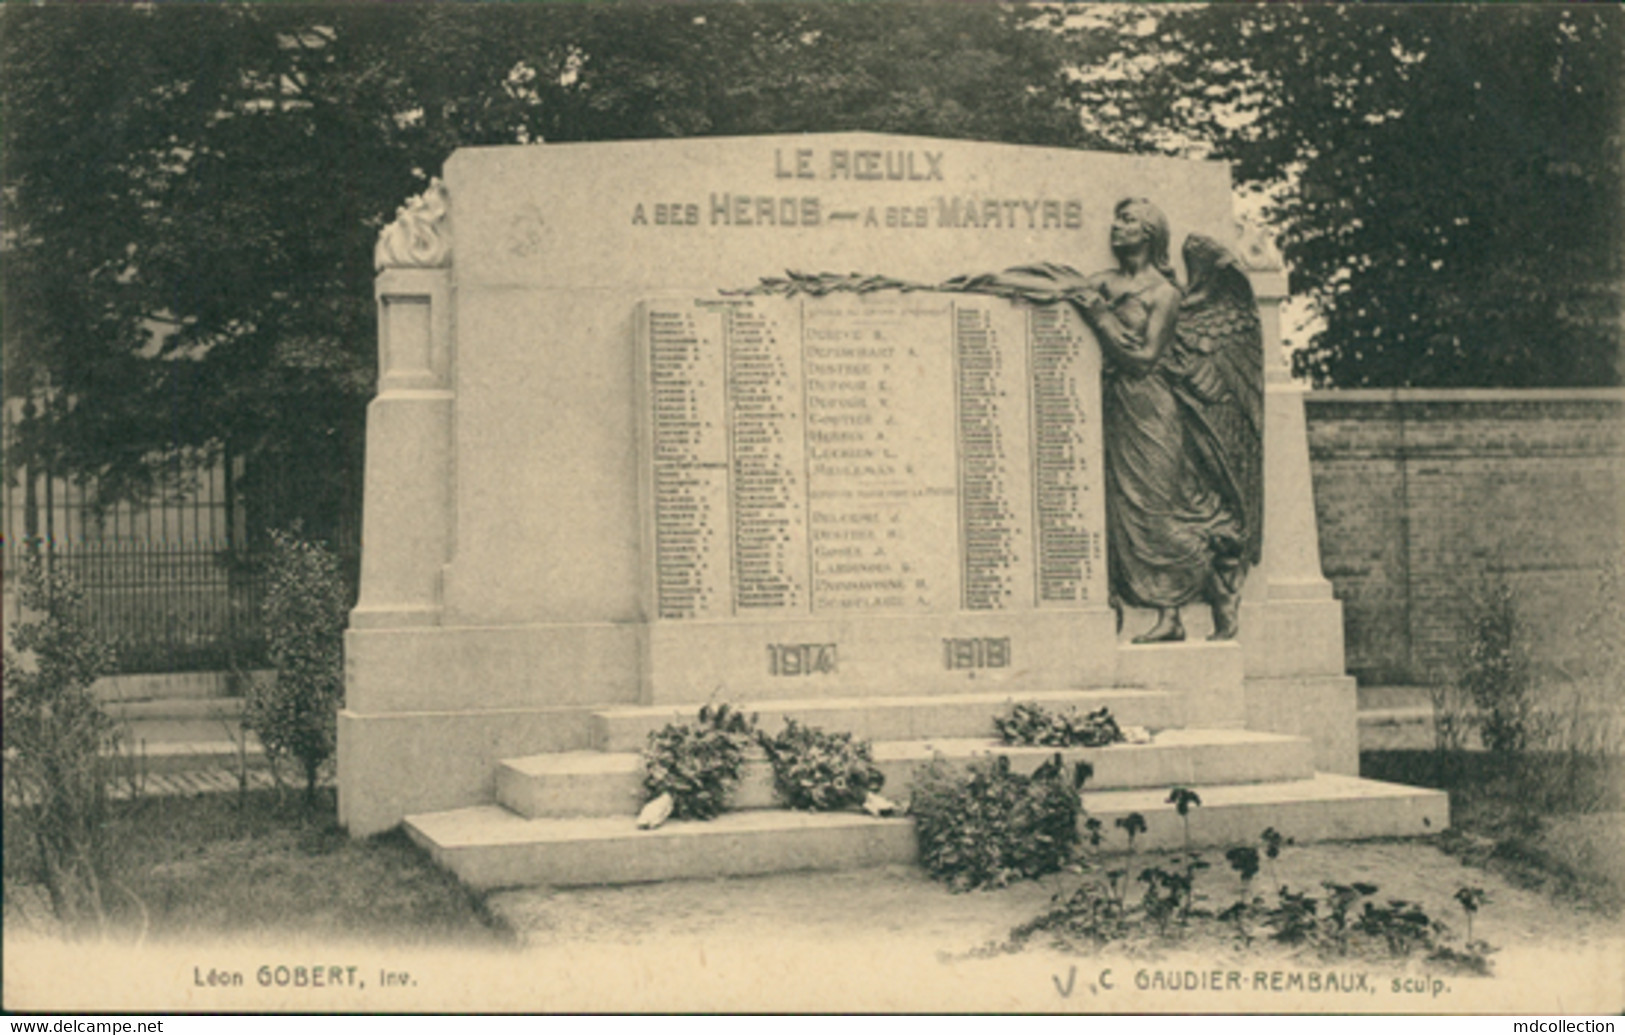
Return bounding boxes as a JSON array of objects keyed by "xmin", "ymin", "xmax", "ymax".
[
  {"xmin": 592, "ymin": 687, "xmax": 1183, "ymax": 751},
  {"xmin": 1246, "ymin": 675, "xmax": 1359, "ymax": 774},
  {"xmin": 405, "ymin": 773, "xmax": 1449, "ymax": 890},
  {"xmin": 336, "ymin": 616, "xmax": 1330, "ymax": 834},
  {"xmin": 344, "ymin": 622, "xmax": 644, "ymax": 713},
  {"xmin": 1115, "ymin": 640, "xmax": 1245, "ymax": 727},
  {"xmin": 645, "ymin": 609, "xmax": 1120, "ymax": 701},
  {"xmin": 1241, "ymin": 595, "xmax": 1350, "ymax": 680},
  {"xmin": 338, "ymin": 706, "xmax": 599, "ymax": 837},
  {"xmin": 496, "ymin": 728, "xmax": 1315, "ymax": 819}
]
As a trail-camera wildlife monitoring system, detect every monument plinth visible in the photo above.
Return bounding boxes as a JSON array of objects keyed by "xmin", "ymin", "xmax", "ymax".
[{"xmin": 341, "ymin": 134, "xmax": 1442, "ymax": 879}]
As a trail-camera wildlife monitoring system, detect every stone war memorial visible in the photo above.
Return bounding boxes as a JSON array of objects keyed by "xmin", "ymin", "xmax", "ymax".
[{"xmin": 343, "ymin": 133, "xmax": 1446, "ymax": 886}]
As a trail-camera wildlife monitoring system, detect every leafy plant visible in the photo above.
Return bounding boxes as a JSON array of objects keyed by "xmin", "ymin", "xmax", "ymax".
[
  {"xmin": 245, "ymin": 528, "xmax": 349, "ymax": 808},
  {"xmin": 910, "ymin": 752, "xmax": 1091, "ymax": 892},
  {"xmin": 1002, "ymin": 824, "xmax": 1496, "ymax": 974},
  {"xmin": 756, "ymin": 718, "xmax": 884, "ymax": 811},
  {"xmin": 1011, "ymin": 874, "xmax": 1132, "ymax": 950},
  {"xmin": 1226, "ymin": 845, "xmax": 1261, "ymax": 884},
  {"xmin": 2, "ymin": 550, "xmax": 120, "ymax": 926},
  {"xmin": 1260, "ymin": 825, "xmax": 1293, "ymax": 890},
  {"xmin": 994, "ymin": 702, "xmax": 1126, "ymax": 748},
  {"xmin": 1354, "ymin": 898, "xmax": 1439, "ymax": 957},
  {"xmin": 1167, "ymin": 787, "xmax": 1202, "ymax": 849},
  {"xmin": 1321, "ymin": 880, "xmax": 1381, "ymax": 955},
  {"xmin": 1116, "ymin": 811, "xmax": 1147, "ymax": 853},
  {"xmin": 1454, "ymin": 885, "xmax": 1487, "ymax": 943},
  {"xmin": 1138, "ymin": 854, "xmax": 1211, "ymax": 936},
  {"xmin": 1262, "ymin": 887, "xmax": 1321, "ymax": 946},
  {"xmin": 641, "ymin": 703, "xmax": 759, "ymax": 821},
  {"xmin": 1218, "ymin": 845, "xmax": 1264, "ymax": 943},
  {"xmin": 1429, "ymin": 891, "xmax": 1499, "ymax": 977},
  {"xmin": 1457, "ymin": 577, "xmax": 1534, "ymax": 763}
]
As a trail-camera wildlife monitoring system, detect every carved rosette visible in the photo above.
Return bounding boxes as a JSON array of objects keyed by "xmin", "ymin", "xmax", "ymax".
[
  {"xmin": 1232, "ymin": 214, "xmax": 1284, "ymax": 272},
  {"xmin": 375, "ymin": 178, "xmax": 451, "ymax": 270}
]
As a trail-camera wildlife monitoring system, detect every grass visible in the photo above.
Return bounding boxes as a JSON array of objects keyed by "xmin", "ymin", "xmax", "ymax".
[
  {"xmin": 3, "ymin": 788, "xmax": 516, "ymax": 948},
  {"xmin": 1362, "ymin": 748, "xmax": 1625, "ymax": 914}
]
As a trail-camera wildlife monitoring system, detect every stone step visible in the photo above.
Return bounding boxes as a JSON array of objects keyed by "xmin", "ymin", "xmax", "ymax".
[
  {"xmin": 591, "ymin": 688, "xmax": 1184, "ymax": 753},
  {"xmin": 111, "ymin": 739, "xmax": 266, "ymax": 776},
  {"xmin": 108, "ymin": 696, "xmax": 245, "ymax": 721},
  {"xmin": 108, "ymin": 696, "xmax": 248, "ymax": 745},
  {"xmin": 1356, "ymin": 685, "xmax": 1434, "ymax": 711},
  {"xmin": 405, "ymin": 772, "xmax": 1450, "ymax": 890},
  {"xmin": 93, "ymin": 670, "xmax": 274, "ymax": 703},
  {"xmin": 119, "ymin": 717, "xmax": 248, "ymax": 745},
  {"xmin": 497, "ymin": 728, "xmax": 1315, "ymax": 820},
  {"xmin": 1358, "ymin": 706, "xmax": 1435, "ymax": 752},
  {"xmin": 1081, "ymin": 773, "xmax": 1448, "ymax": 851}
]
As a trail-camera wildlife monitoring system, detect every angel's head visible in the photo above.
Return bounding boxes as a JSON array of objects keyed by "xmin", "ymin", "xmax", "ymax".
[{"xmin": 1111, "ymin": 198, "xmax": 1174, "ymax": 282}]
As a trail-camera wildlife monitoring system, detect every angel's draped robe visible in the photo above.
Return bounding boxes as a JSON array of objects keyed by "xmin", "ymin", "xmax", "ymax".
[{"xmin": 1098, "ymin": 284, "xmax": 1244, "ymax": 611}]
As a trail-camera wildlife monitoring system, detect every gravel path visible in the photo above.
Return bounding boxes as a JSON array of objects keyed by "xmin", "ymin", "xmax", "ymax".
[{"xmin": 486, "ymin": 836, "xmax": 1625, "ymax": 1012}]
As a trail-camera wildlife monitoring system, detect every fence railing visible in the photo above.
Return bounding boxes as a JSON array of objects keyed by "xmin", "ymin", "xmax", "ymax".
[
  {"xmin": 20, "ymin": 540, "xmax": 273, "ymax": 673},
  {"xmin": 4, "ymin": 454, "xmax": 356, "ymax": 675}
]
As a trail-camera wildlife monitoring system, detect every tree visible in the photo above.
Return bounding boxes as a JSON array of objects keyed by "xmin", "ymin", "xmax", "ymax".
[
  {"xmin": 1092, "ymin": 5, "xmax": 1623, "ymax": 388},
  {"xmin": 2, "ymin": 3, "xmax": 1112, "ymax": 522},
  {"xmin": 2, "ymin": 6, "xmax": 554, "ymax": 532}
]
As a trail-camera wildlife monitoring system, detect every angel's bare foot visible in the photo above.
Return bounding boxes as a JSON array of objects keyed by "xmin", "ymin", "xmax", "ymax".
[{"xmin": 1133, "ymin": 609, "xmax": 1185, "ymax": 644}]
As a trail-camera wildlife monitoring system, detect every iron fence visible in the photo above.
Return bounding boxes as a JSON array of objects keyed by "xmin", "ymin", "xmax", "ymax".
[{"xmin": 3, "ymin": 455, "xmax": 357, "ymax": 674}]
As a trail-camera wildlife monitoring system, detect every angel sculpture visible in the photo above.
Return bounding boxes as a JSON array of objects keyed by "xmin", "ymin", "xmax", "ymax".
[{"xmin": 943, "ymin": 197, "xmax": 1263, "ymax": 641}]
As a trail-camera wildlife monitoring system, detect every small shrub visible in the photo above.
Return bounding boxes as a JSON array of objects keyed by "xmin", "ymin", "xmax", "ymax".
[
  {"xmin": 246, "ymin": 529, "xmax": 348, "ymax": 808},
  {"xmin": 1011, "ymin": 875, "xmax": 1131, "ymax": 949},
  {"xmin": 910, "ymin": 752, "xmax": 1090, "ymax": 892},
  {"xmin": 757, "ymin": 718, "xmax": 884, "ymax": 811},
  {"xmin": 1457, "ymin": 577, "xmax": 1534, "ymax": 763},
  {"xmin": 641, "ymin": 703, "xmax": 758, "ymax": 820},
  {"xmin": 1427, "ymin": 679, "xmax": 1475, "ymax": 785},
  {"xmin": 994, "ymin": 702, "xmax": 1125, "ymax": 747},
  {"xmin": 2, "ymin": 550, "xmax": 119, "ymax": 926}
]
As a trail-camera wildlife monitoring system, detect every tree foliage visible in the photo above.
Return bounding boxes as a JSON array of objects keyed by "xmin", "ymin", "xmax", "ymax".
[
  {"xmin": 1097, "ymin": 5, "xmax": 1623, "ymax": 387},
  {"xmin": 1, "ymin": 3, "xmax": 1108, "ymax": 510},
  {"xmin": 2, "ymin": 4, "xmax": 1618, "ymax": 523}
]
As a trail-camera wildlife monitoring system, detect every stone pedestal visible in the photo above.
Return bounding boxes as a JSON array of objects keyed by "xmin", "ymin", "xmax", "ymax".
[
  {"xmin": 340, "ymin": 134, "xmax": 1412, "ymax": 846},
  {"xmin": 1237, "ymin": 266, "xmax": 1358, "ymax": 774}
]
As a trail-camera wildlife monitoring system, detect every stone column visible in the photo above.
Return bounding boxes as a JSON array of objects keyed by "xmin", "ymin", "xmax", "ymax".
[
  {"xmin": 1238, "ymin": 222, "xmax": 1357, "ymax": 774},
  {"xmin": 350, "ymin": 181, "xmax": 455, "ymax": 630},
  {"xmin": 340, "ymin": 180, "xmax": 465, "ymax": 835}
]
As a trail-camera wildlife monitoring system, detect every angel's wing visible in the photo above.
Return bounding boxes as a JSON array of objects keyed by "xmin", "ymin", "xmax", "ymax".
[{"xmin": 1175, "ymin": 234, "xmax": 1265, "ymax": 565}]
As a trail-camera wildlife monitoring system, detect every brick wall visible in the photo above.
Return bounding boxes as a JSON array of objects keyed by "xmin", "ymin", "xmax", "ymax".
[{"xmin": 1304, "ymin": 388, "xmax": 1623, "ymax": 685}]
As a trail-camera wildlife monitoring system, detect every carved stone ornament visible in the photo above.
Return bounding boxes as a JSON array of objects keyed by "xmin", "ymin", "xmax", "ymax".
[
  {"xmin": 374, "ymin": 178, "xmax": 451, "ymax": 270},
  {"xmin": 1232, "ymin": 213, "xmax": 1284, "ymax": 272}
]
